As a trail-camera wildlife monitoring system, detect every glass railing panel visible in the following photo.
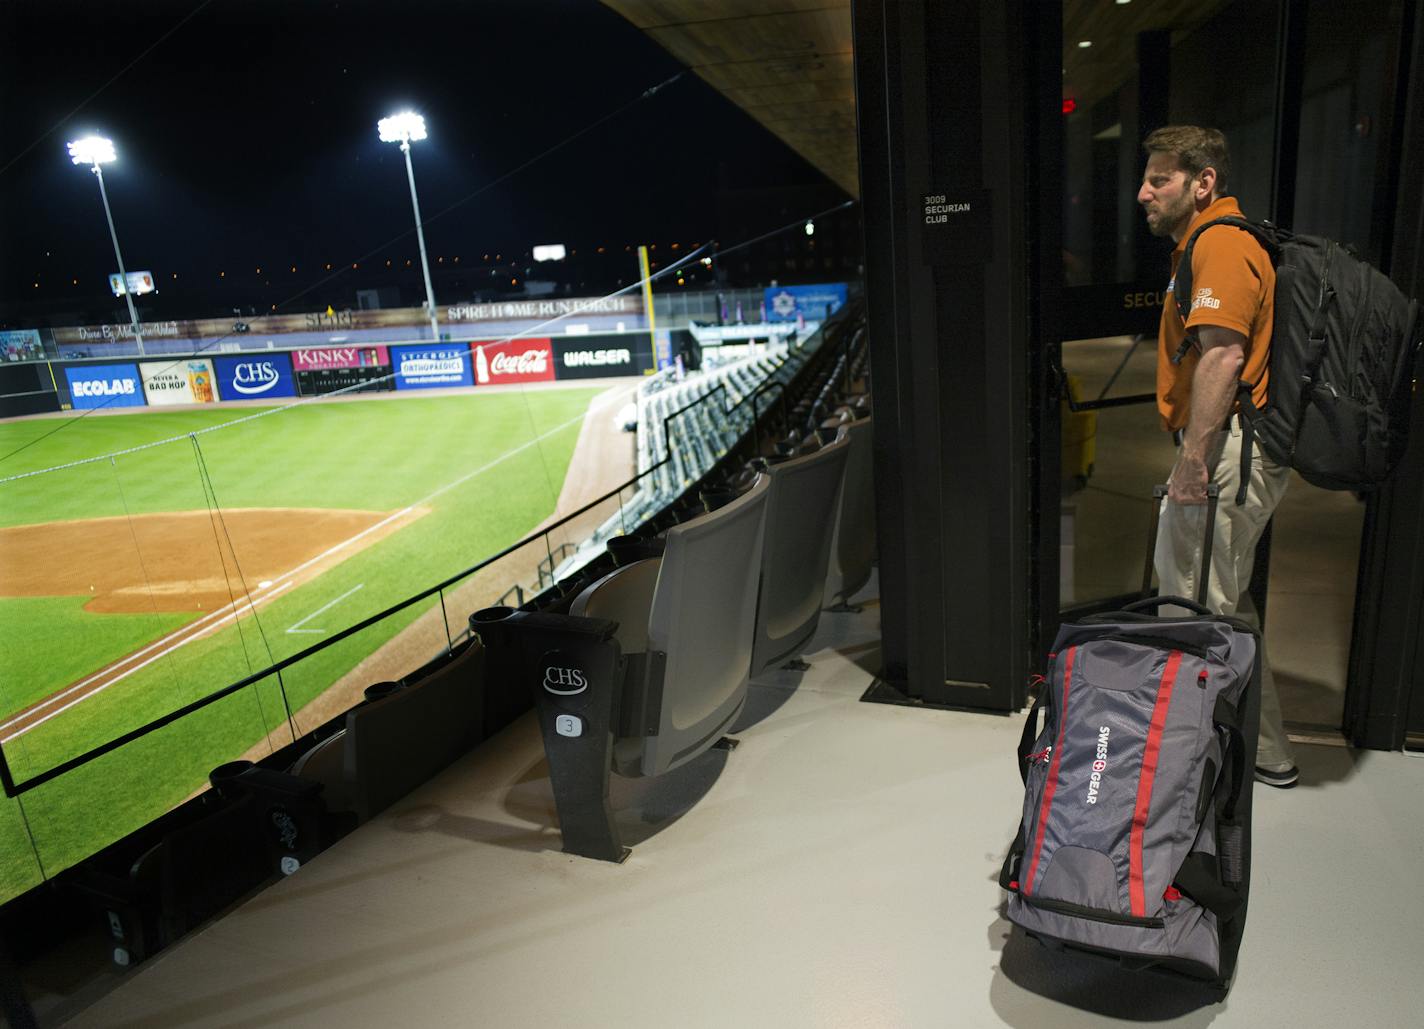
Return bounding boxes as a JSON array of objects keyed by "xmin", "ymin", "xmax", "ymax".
[
  {"xmin": 1059, "ymin": 335, "xmax": 1175, "ymax": 607},
  {"xmin": 7, "ymin": 673, "xmax": 284, "ymax": 892}
]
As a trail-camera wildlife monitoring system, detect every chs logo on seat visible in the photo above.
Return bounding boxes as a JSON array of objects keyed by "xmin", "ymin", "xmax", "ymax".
[
  {"xmin": 1086, "ymin": 725, "xmax": 1111, "ymax": 804},
  {"xmin": 543, "ymin": 665, "xmax": 588, "ymax": 695}
]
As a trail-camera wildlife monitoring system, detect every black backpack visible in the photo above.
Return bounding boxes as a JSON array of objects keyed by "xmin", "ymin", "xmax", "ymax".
[{"xmin": 1174, "ymin": 217, "xmax": 1421, "ymax": 503}]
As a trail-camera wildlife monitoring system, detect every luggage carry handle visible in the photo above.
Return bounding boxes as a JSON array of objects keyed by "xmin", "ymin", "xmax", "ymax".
[
  {"xmin": 1121, "ymin": 596, "xmax": 1214, "ymax": 617},
  {"xmin": 1142, "ymin": 483, "xmax": 1220, "ymax": 606}
]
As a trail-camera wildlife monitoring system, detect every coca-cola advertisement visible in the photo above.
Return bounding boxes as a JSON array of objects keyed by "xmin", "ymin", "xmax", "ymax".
[{"xmin": 470, "ymin": 338, "xmax": 555, "ymax": 385}]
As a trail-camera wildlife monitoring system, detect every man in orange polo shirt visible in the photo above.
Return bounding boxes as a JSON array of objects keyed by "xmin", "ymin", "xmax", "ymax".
[{"xmin": 1138, "ymin": 125, "xmax": 1298, "ymax": 787}]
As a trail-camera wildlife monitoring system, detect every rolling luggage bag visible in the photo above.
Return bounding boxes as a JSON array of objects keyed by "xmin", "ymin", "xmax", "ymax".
[{"xmin": 999, "ymin": 484, "xmax": 1261, "ymax": 992}]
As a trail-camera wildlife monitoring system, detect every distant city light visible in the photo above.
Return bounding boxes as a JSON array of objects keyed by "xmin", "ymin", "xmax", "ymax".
[
  {"xmin": 533, "ymin": 244, "xmax": 567, "ymax": 262},
  {"xmin": 377, "ymin": 111, "xmax": 427, "ymax": 143},
  {"xmin": 67, "ymin": 136, "xmax": 116, "ymax": 165},
  {"xmin": 805, "ymin": 220, "xmax": 815, "ymax": 236},
  {"xmin": 1078, "ymin": 40, "xmax": 1092, "ymax": 48}
]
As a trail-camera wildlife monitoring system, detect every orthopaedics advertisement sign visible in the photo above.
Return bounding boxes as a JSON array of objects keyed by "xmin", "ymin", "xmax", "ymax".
[
  {"xmin": 65, "ymin": 363, "xmax": 146, "ymax": 409},
  {"xmin": 472, "ymin": 339, "xmax": 555, "ymax": 385},
  {"xmin": 140, "ymin": 359, "xmax": 217, "ymax": 406},
  {"xmin": 392, "ymin": 345, "xmax": 474, "ymax": 389},
  {"xmin": 215, "ymin": 354, "xmax": 297, "ymax": 400}
]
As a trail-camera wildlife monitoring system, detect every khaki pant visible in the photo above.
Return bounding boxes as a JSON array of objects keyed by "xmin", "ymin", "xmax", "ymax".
[{"xmin": 1155, "ymin": 417, "xmax": 1296, "ymax": 769}]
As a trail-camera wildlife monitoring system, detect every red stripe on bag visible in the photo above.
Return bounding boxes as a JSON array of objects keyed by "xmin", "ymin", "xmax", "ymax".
[
  {"xmin": 1023, "ymin": 646, "xmax": 1076, "ymax": 897},
  {"xmin": 1129, "ymin": 650, "xmax": 1183, "ymax": 916}
]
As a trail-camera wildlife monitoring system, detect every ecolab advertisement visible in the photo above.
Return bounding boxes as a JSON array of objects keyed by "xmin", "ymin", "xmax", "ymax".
[
  {"xmin": 215, "ymin": 354, "xmax": 297, "ymax": 400},
  {"xmin": 140, "ymin": 359, "xmax": 217, "ymax": 406},
  {"xmin": 471, "ymin": 339, "xmax": 555, "ymax": 385},
  {"xmin": 65, "ymin": 363, "xmax": 146, "ymax": 410},
  {"xmin": 392, "ymin": 344, "xmax": 474, "ymax": 390}
]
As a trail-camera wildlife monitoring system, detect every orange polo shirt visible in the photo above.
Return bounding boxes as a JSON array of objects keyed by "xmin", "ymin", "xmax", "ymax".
[{"xmin": 1156, "ymin": 196, "xmax": 1274, "ymax": 432}]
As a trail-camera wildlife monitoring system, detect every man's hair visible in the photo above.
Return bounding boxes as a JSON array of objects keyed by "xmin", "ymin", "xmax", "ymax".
[{"xmin": 1143, "ymin": 126, "xmax": 1230, "ymax": 194}]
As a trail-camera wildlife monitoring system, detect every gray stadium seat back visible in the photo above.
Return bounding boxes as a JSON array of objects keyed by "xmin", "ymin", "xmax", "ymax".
[
  {"xmin": 291, "ymin": 729, "xmax": 353, "ymax": 814},
  {"xmin": 645, "ymin": 472, "xmax": 770, "ymax": 776},
  {"xmin": 573, "ymin": 474, "xmax": 770, "ymax": 778},
  {"xmin": 343, "ymin": 639, "xmax": 484, "ymax": 820},
  {"xmin": 751, "ymin": 429, "xmax": 851, "ymax": 675},
  {"xmin": 572, "ymin": 558, "xmax": 659, "ymax": 656},
  {"xmin": 822, "ymin": 415, "xmax": 876, "ymax": 605}
]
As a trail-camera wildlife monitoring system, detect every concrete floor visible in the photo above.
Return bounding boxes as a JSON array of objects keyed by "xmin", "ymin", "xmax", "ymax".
[
  {"xmin": 64, "ymin": 576, "xmax": 1424, "ymax": 1028},
  {"xmin": 1063, "ymin": 336, "xmax": 1365, "ymax": 733}
]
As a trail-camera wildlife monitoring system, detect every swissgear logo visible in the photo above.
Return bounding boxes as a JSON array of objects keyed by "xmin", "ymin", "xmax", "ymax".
[{"xmin": 1086, "ymin": 725, "xmax": 1110, "ymax": 804}]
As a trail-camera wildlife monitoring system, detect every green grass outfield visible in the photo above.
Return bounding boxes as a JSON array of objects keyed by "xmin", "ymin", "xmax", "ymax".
[{"xmin": 0, "ymin": 386, "xmax": 603, "ymax": 903}]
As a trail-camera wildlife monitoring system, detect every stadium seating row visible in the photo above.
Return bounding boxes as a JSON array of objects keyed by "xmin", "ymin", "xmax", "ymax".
[
  {"xmin": 472, "ymin": 395, "xmax": 873, "ymax": 861},
  {"xmin": 66, "ymin": 304, "xmax": 869, "ymax": 968}
]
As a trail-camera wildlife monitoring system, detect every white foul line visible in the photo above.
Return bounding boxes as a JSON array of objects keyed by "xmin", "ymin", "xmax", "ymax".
[
  {"xmin": 0, "ymin": 402, "xmax": 593, "ymax": 744},
  {"xmin": 286, "ymin": 584, "xmax": 364, "ymax": 635},
  {"xmin": 0, "ymin": 581, "xmax": 294, "ymax": 745}
]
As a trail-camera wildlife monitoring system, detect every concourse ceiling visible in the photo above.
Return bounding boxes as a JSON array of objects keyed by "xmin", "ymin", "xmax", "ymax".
[
  {"xmin": 601, "ymin": 1, "xmax": 1240, "ymax": 202},
  {"xmin": 601, "ymin": 1, "xmax": 859, "ymax": 197}
]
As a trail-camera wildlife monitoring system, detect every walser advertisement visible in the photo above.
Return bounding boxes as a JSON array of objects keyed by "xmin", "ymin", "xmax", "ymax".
[
  {"xmin": 140, "ymin": 360, "xmax": 217, "ymax": 406},
  {"xmin": 392, "ymin": 344, "xmax": 474, "ymax": 390},
  {"xmin": 552, "ymin": 335, "xmax": 655, "ymax": 380},
  {"xmin": 64, "ymin": 362, "xmax": 146, "ymax": 410},
  {"xmin": 214, "ymin": 354, "xmax": 297, "ymax": 401},
  {"xmin": 290, "ymin": 345, "xmax": 392, "ymax": 396}
]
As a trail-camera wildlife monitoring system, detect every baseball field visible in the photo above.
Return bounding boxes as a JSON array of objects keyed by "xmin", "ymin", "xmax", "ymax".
[{"xmin": 0, "ymin": 383, "xmax": 611, "ymax": 903}]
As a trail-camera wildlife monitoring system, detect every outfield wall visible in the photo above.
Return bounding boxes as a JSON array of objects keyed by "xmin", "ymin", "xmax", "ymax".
[{"xmin": 46, "ymin": 333, "xmax": 659, "ymax": 412}]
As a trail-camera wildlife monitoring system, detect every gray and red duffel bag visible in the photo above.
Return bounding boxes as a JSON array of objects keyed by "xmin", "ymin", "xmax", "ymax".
[{"xmin": 999, "ymin": 486, "xmax": 1262, "ymax": 991}]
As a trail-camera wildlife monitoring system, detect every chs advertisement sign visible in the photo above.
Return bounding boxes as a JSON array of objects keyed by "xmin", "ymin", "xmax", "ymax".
[
  {"xmin": 392, "ymin": 345, "xmax": 474, "ymax": 389},
  {"xmin": 64, "ymin": 363, "xmax": 146, "ymax": 410},
  {"xmin": 140, "ymin": 360, "xmax": 217, "ymax": 406},
  {"xmin": 472, "ymin": 339, "xmax": 555, "ymax": 385},
  {"xmin": 215, "ymin": 355, "xmax": 297, "ymax": 400}
]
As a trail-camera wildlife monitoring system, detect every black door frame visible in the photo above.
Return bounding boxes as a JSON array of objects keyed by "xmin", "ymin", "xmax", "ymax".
[
  {"xmin": 853, "ymin": 0, "xmax": 1059, "ymax": 712},
  {"xmin": 1347, "ymin": 0, "xmax": 1424, "ymax": 751}
]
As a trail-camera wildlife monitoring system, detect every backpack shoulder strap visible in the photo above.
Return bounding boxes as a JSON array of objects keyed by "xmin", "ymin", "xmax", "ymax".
[{"xmin": 1172, "ymin": 216, "xmax": 1279, "ymax": 323}]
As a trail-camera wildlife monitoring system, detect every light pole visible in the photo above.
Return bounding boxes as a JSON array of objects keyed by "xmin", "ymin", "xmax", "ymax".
[
  {"xmin": 67, "ymin": 135, "xmax": 145, "ymax": 356},
  {"xmin": 377, "ymin": 112, "xmax": 440, "ymax": 341}
]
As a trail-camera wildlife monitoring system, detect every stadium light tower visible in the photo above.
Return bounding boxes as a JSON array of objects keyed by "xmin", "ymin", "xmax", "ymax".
[
  {"xmin": 67, "ymin": 135, "xmax": 145, "ymax": 355},
  {"xmin": 378, "ymin": 111, "xmax": 440, "ymax": 341}
]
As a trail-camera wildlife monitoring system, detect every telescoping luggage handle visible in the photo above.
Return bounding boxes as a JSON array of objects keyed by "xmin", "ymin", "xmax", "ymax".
[{"xmin": 1141, "ymin": 482, "xmax": 1220, "ymax": 607}]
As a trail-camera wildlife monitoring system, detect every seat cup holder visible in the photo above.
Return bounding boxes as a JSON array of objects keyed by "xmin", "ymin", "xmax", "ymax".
[
  {"xmin": 362, "ymin": 681, "xmax": 404, "ymax": 704},
  {"xmin": 209, "ymin": 759, "xmax": 255, "ymax": 799}
]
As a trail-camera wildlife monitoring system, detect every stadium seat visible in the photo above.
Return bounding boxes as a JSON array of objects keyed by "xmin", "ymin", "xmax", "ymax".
[
  {"xmin": 290, "ymin": 728, "xmax": 352, "ymax": 814},
  {"xmin": 286, "ymin": 637, "xmax": 485, "ymax": 824},
  {"xmin": 749, "ymin": 427, "xmax": 851, "ymax": 677},
  {"xmin": 821, "ymin": 414, "xmax": 876, "ymax": 611},
  {"xmin": 473, "ymin": 473, "xmax": 771, "ymax": 862}
]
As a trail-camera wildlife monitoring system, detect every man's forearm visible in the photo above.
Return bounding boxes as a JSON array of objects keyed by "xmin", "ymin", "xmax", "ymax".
[{"xmin": 1181, "ymin": 337, "xmax": 1245, "ymax": 462}]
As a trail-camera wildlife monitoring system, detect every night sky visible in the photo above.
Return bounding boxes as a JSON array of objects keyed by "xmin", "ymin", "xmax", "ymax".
[{"xmin": 0, "ymin": 0, "xmax": 835, "ymax": 321}]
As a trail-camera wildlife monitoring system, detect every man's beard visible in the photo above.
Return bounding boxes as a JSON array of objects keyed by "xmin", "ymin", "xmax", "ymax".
[{"xmin": 1144, "ymin": 192, "xmax": 1195, "ymax": 238}]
